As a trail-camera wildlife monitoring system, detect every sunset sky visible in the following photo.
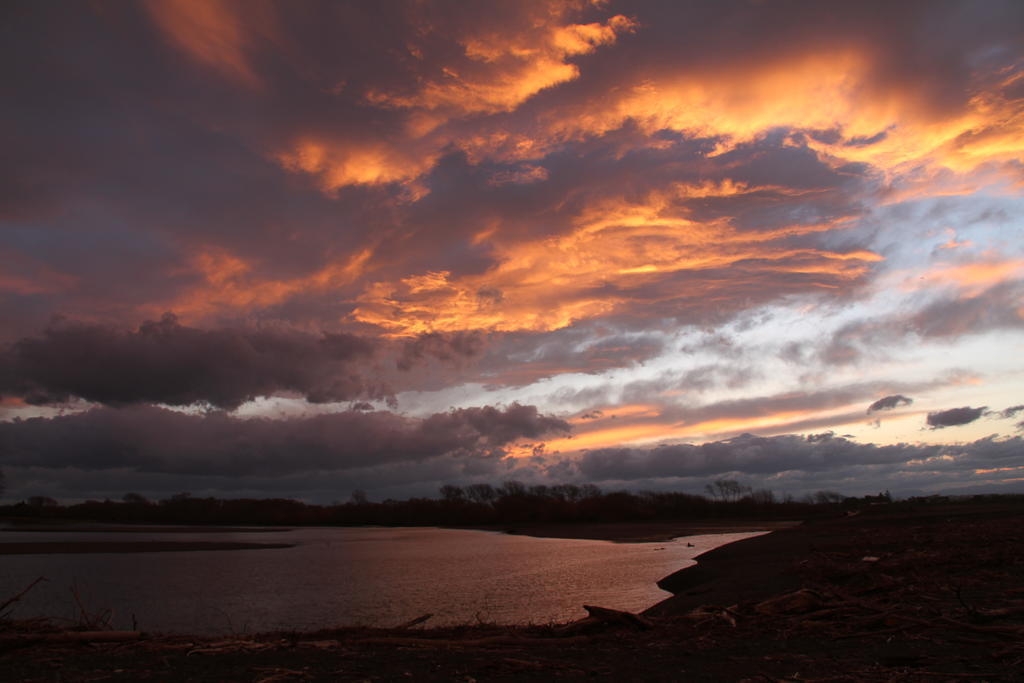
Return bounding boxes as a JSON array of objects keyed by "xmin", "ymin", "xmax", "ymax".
[{"xmin": 2, "ymin": 0, "xmax": 1023, "ymax": 503}]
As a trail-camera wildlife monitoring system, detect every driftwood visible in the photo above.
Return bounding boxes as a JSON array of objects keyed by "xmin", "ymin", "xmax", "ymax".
[
  {"xmin": 683, "ymin": 605, "xmax": 740, "ymax": 627},
  {"xmin": 0, "ymin": 630, "xmax": 143, "ymax": 651},
  {"xmin": 1, "ymin": 630, "xmax": 142, "ymax": 643},
  {"xmin": 0, "ymin": 576, "xmax": 47, "ymax": 616},
  {"xmin": 396, "ymin": 613, "xmax": 433, "ymax": 629},
  {"xmin": 582, "ymin": 605, "xmax": 655, "ymax": 630},
  {"xmin": 252, "ymin": 666, "xmax": 311, "ymax": 683},
  {"xmin": 353, "ymin": 634, "xmax": 594, "ymax": 648},
  {"xmin": 295, "ymin": 639, "xmax": 340, "ymax": 650},
  {"xmin": 556, "ymin": 604, "xmax": 656, "ymax": 634},
  {"xmin": 753, "ymin": 588, "xmax": 825, "ymax": 615},
  {"xmin": 187, "ymin": 639, "xmax": 276, "ymax": 655}
]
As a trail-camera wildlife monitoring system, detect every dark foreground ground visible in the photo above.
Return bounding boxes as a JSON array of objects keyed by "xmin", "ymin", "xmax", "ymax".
[{"xmin": 3, "ymin": 502, "xmax": 1023, "ymax": 682}]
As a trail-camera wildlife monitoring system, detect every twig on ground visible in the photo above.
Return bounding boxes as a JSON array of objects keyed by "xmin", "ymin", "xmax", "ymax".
[
  {"xmin": 397, "ymin": 613, "xmax": 433, "ymax": 629},
  {"xmin": 0, "ymin": 577, "xmax": 48, "ymax": 617}
]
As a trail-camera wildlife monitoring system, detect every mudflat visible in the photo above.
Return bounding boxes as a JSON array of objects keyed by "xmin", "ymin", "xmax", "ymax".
[
  {"xmin": 473, "ymin": 518, "xmax": 800, "ymax": 542},
  {"xmin": 3, "ymin": 500, "xmax": 1023, "ymax": 681},
  {"xmin": 0, "ymin": 541, "xmax": 294, "ymax": 555},
  {"xmin": 2, "ymin": 526, "xmax": 292, "ymax": 534}
]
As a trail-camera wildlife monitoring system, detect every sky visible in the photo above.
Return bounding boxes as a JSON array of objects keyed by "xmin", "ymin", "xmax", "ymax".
[{"xmin": 1, "ymin": 0, "xmax": 1023, "ymax": 503}]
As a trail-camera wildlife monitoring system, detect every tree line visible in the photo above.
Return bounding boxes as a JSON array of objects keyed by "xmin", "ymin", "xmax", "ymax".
[{"xmin": 0, "ymin": 479, "xmax": 894, "ymax": 527}]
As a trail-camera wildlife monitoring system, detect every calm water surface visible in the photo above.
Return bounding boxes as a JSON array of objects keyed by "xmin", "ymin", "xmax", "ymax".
[{"xmin": 0, "ymin": 526, "xmax": 765, "ymax": 634}]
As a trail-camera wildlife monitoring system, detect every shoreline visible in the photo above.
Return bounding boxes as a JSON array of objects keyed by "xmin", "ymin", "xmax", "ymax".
[
  {"xmin": 465, "ymin": 518, "xmax": 800, "ymax": 543},
  {"xmin": 0, "ymin": 541, "xmax": 294, "ymax": 555},
  {"xmin": 0, "ymin": 518, "xmax": 794, "ymax": 555}
]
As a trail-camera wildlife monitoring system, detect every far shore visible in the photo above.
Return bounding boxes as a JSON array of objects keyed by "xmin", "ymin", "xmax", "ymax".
[
  {"xmin": 0, "ymin": 518, "xmax": 801, "ymax": 555},
  {"xmin": 0, "ymin": 541, "xmax": 294, "ymax": 555},
  {"xmin": 466, "ymin": 518, "xmax": 801, "ymax": 542},
  {"xmin": 0, "ymin": 523, "xmax": 292, "ymax": 533}
]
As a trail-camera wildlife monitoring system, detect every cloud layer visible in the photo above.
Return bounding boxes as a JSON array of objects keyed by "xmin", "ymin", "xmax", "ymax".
[
  {"xmin": 0, "ymin": 314, "xmax": 384, "ymax": 409},
  {"xmin": 0, "ymin": 403, "xmax": 568, "ymax": 477}
]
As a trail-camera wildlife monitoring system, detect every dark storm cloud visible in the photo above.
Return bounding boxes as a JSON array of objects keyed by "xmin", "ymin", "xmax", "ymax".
[
  {"xmin": 6, "ymin": 429, "xmax": 1022, "ymax": 503},
  {"xmin": 575, "ymin": 432, "xmax": 1024, "ymax": 485},
  {"xmin": 397, "ymin": 331, "xmax": 486, "ymax": 371},
  {"xmin": 910, "ymin": 281, "xmax": 1024, "ymax": 339},
  {"xmin": 1001, "ymin": 405, "xmax": 1024, "ymax": 418},
  {"xmin": 0, "ymin": 1, "xmax": 417, "ymax": 333},
  {"xmin": 822, "ymin": 280, "xmax": 1024, "ymax": 366},
  {"xmin": 576, "ymin": 432, "xmax": 937, "ymax": 481},
  {"xmin": 0, "ymin": 314, "xmax": 384, "ymax": 410},
  {"xmin": 926, "ymin": 406, "xmax": 987, "ymax": 429},
  {"xmin": 0, "ymin": 403, "xmax": 569, "ymax": 478},
  {"xmin": 476, "ymin": 325, "xmax": 668, "ymax": 388},
  {"xmin": 658, "ymin": 382, "xmax": 921, "ymax": 426},
  {"xmin": 867, "ymin": 394, "xmax": 913, "ymax": 414}
]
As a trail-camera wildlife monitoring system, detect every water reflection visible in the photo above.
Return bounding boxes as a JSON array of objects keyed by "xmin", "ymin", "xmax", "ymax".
[{"xmin": 0, "ymin": 527, "xmax": 765, "ymax": 634}]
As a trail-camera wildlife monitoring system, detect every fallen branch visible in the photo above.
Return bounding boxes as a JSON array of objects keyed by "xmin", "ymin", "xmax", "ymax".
[
  {"xmin": 907, "ymin": 673, "xmax": 1006, "ymax": 679},
  {"xmin": 753, "ymin": 589, "xmax": 826, "ymax": 616},
  {"xmin": 582, "ymin": 605, "xmax": 655, "ymax": 630},
  {"xmin": 834, "ymin": 622, "xmax": 920, "ymax": 640},
  {"xmin": 0, "ymin": 630, "xmax": 143, "ymax": 650},
  {"xmin": 353, "ymin": 634, "xmax": 593, "ymax": 648},
  {"xmin": 396, "ymin": 613, "xmax": 432, "ymax": 629},
  {"xmin": 939, "ymin": 617, "xmax": 1024, "ymax": 638},
  {"xmin": 0, "ymin": 577, "xmax": 47, "ymax": 616},
  {"xmin": 974, "ymin": 605, "xmax": 1024, "ymax": 620},
  {"xmin": 187, "ymin": 639, "xmax": 276, "ymax": 655}
]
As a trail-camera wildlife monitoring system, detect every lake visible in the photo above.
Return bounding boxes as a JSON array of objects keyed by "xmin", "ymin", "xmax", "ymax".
[{"xmin": 0, "ymin": 526, "xmax": 766, "ymax": 634}]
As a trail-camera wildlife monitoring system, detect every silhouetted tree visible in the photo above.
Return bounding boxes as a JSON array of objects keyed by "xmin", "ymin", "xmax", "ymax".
[
  {"xmin": 499, "ymin": 480, "xmax": 527, "ymax": 497},
  {"xmin": 706, "ymin": 479, "xmax": 751, "ymax": 503},
  {"xmin": 466, "ymin": 483, "xmax": 497, "ymax": 504},
  {"xmin": 551, "ymin": 484, "xmax": 582, "ymax": 502},
  {"xmin": 440, "ymin": 484, "xmax": 465, "ymax": 501},
  {"xmin": 812, "ymin": 490, "xmax": 845, "ymax": 505},
  {"xmin": 748, "ymin": 488, "xmax": 776, "ymax": 505}
]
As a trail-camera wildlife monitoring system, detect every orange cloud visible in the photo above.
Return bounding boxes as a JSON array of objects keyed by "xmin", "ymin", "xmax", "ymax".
[
  {"xmin": 350, "ymin": 188, "xmax": 879, "ymax": 336},
  {"xmin": 908, "ymin": 257, "xmax": 1024, "ymax": 297},
  {"xmin": 276, "ymin": 138, "xmax": 437, "ymax": 192},
  {"xmin": 277, "ymin": 8, "xmax": 634, "ymax": 193},
  {"xmin": 535, "ymin": 403, "xmax": 871, "ymax": 456},
  {"xmin": 456, "ymin": 45, "xmax": 1024, "ymax": 195},
  {"xmin": 543, "ymin": 421, "xmax": 672, "ymax": 454},
  {"xmin": 678, "ymin": 410, "xmax": 831, "ymax": 440},
  {"xmin": 366, "ymin": 14, "xmax": 635, "ymax": 116},
  {"xmin": 568, "ymin": 403, "xmax": 662, "ymax": 425},
  {"xmin": 974, "ymin": 466, "xmax": 1024, "ymax": 475},
  {"xmin": 0, "ymin": 250, "xmax": 78, "ymax": 295},
  {"xmin": 147, "ymin": 1, "xmax": 1022, "ymax": 204},
  {"xmin": 154, "ymin": 246, "xmax": 371, "ymax": 320},
  {"xmin": 145, "ymin": 0, "xmax": 271, "ymax": 88}
]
